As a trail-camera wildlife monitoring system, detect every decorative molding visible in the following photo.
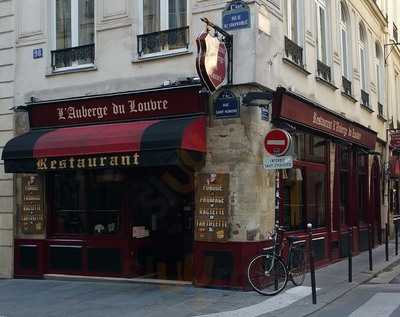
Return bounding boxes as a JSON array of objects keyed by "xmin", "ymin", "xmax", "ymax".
[{"xmin": 16, "ymin": 0, "xmax": 45, "ymax": 41}]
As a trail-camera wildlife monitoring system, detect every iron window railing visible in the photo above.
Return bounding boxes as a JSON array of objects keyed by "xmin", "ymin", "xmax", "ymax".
[
  {"xmin": 317, "ymin": 60, "xmax": 331, "ymax": 82},
  {"xmin": 378, "ymin": 103, "xmax": 384, "ymax": 117},
  {"xmin": 284, "ymin": 36, "xmax": 303, "ymax": 67},
  {"xmin": 342, "ymin": 76, "xmax": 352, "ymax": 96},
  {"xmin": 51, "ymin": 44, "xmax": 95, "ymax": 70},
  {"xmin": 361, "ymin": 90, "xmax": 370, "ymax": 108},
  {"xmin": 137, "ymin": 26, "xmax": 190, "ymax": 57}
]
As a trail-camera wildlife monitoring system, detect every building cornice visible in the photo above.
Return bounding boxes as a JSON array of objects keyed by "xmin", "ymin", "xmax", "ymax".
[{"xmin": 364, "ymin": 0, "xmax": 388, "ymax": 28}]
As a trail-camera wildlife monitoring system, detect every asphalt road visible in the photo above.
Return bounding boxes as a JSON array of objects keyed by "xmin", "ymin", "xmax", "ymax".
[{"xmin": 310, "ymin": 262, "xmax": 400, "ymax": 317}]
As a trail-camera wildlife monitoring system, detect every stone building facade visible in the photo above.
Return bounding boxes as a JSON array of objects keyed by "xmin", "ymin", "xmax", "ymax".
[{"xmin": 0, "ymin": 0, "xmax": 398, "ymax": 288}]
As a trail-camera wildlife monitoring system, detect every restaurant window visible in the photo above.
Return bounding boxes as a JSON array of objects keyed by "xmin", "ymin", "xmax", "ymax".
[
  {"xmin": 51, "ymin": 171, "xmax": 124, "ymax": 236},
  {"xmin": 357, "ymin": 153, "xmax": 368, "ymax": 224},
  {"xmin": 339, "ymin": 145, "xmax": 350, "ymax": 225},
  {"xmin": 282, "ymin": 130, "xmax": 327, "ymax": 230},
  {"xmin": 52, "ymin": 0, "xmax": 95, "ymax": 70},
  {"xmin": 138, "ymin": 0, "xmax": 189, "ymax": 57}
]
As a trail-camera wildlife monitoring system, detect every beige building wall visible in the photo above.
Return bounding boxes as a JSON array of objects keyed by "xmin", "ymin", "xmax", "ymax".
[{"xmin": 0, "ymin": 0, "xmax": 15, "ymax": 278}]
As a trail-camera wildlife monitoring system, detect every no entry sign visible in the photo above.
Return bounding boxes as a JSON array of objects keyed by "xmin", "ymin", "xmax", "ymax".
[{"xmin": 264, "ymin": 129, "xmax": 291, "ymax": 156}]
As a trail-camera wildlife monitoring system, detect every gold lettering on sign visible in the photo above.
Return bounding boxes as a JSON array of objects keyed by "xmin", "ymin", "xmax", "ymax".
[
  {"xmin": 195, "ymin": 173, "xmax": 230, "ymax": 242},
  {"xmin": 35, "ymin": 154, "xmax": 141, "ymax": 171},
  {"xmin": 20, "ymin": 175, "xmax": 44, "ymax": 234}
]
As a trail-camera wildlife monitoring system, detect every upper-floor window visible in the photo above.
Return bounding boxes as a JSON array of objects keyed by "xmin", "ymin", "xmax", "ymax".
[
  {"xmin": 359, "ymin": 22, "xmax": 370, "ymax": 108},
  {"xmin": 340, "ymin": 2, "xmax": 351, "ymax": 80},
  {"xmin": 375, "ymin": 42, "xmax": 385, "ymax": 114},
  {"xmin": 316, "ymin": 0, "xmax": 329, "ymax": 65},
  {"xmin": 394, "ymin": 23, "xmax": 398, "ymax": 43},
  {"xmin": 138, "ymin": 0, "xmax": 190, "ymax": 57},
  {"xmin": 284, "ymin": 0, "xmax": 305, "ymax": 66},
  {"xmin": 52, "ymin": 0, "xmax": 95, "ymax": 70}
]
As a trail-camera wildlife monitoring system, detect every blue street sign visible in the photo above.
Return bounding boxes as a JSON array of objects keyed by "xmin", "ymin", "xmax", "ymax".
[
  {"xmin": 222, "ymin": 0, "xmax": 251, "ymax": 30},
  {"xmin": 261, "ymin": 106, "xmax": 270, "ymax": 122},
  {"xmin": 33, "ymin": 48, "xmax": 43, "ymax": 59},
  {"xmin": 214, "ymin": 90, "xmax": 240, "ymax": 119}
]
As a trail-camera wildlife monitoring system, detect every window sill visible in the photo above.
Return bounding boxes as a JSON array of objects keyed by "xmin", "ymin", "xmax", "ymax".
[
  {"xmin": 282, "ymin": 57, "xmax": 311, "ymax": 76},
  {"xmin": 133, "ymin": 49, "xmax": 192, "ymax": 63},
  {"xmin": 315, "ymin": 76, "xmax": 338, "ymax": 90},
  {"xmin": 341, "ymin": 91, "xmax": 357, "ymax": 103},
  {"xmin": 46, "ymin": 64, "xmax": 97, "ymax": 77},
  {"xmin": 360, "ymin": 103, "xmax": 374, "ymax": 113},
  {"xmin": 377, "ymin": 114, "xmax": 387, "ymax": 122}
]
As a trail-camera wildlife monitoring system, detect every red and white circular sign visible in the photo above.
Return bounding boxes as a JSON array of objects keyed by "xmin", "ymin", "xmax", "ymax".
[{"xmin": 264, "ymin": 129, "xmax": 291, "ymax": 156}]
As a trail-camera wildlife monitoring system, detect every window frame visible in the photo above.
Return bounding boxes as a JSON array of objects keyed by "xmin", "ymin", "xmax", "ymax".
[
  {"xmin": 316, "ymin": 0, "xmax": 329, "ymax": 65},
  {"xmin": 51, "ymin": 0, "xmax": 95, "ymax": 72},
  {"xmin": 359, "ymin": 22, "xmax": 368, "ymax": 92},
  {"xmin": 375, "ymin": 42, "xmax": 385, "ymax": 106},
  {"xmin": 339, "ymin": 1, "xmax": 351, "ymax": 79},
  {"xmin": 137, "ymin": 0, "xmax": 190, "ymax": 58},
  {"xmin": 286, "ymin": 0, "xmax": 304, "ymax": 47}
]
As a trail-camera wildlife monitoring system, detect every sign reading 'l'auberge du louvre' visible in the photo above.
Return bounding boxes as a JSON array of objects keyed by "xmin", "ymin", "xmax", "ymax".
[
  {"xmin": 20, "ymin": 174, "xmax": 44, "ymax": 234},
  {"xmin": 195, "ymin": 173, "xmax": 230, "ymax": 242}
]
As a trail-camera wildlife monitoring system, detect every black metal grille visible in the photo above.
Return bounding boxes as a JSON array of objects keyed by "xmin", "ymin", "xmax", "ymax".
[
  {"xmin": 342, "ymin": 76, "xmax": 352, "ymax": 95},
  {"xmin": 137, "ymin": 26, "xmax": 190, "ymax": 57},
  {"xmin": 378, "ymin": 102, "xmax": 384, "ymax": 116},
  {"xmin": 361, "ymin": 90, "xmax": 370, "ymax": 108},
  {"xmin": 51, "ymin": 44, "xmax": 95, "ymax": 70},
  {"xmin": 284, "ymin": 36, "xmax": 303, "ymax": 66},
  {"xmin": 317, "ymin": 60, "xmax": 331, "ymax": 82}
]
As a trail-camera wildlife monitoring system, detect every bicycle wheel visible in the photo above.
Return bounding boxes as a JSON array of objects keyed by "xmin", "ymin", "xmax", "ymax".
[
  {"xmin": 289, "ymin": 246, "xmax": 306, "ymax": 286},
  {"xmin": 248, "ymin": 254, "xmax": 288, "ymax": 296}
]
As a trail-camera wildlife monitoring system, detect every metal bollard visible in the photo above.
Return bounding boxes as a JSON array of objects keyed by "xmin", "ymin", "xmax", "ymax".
[
  {"xmin": 348, "ymin": 227, "xmax": 353, "ymax": 282},
  {"xmin": 396, "ymin": 222, "xmax": 399, "ymax": 256},
  {"xmin": 386, "ymin": 223, "xmax": 389, "ymax": 262},
  {"xmin": 368, "ymin": 224, "xmax": 373, "ymax": 271},
  {"xmin": 307, "ymin": 223, "xmax": 317, "ymax": 305}
]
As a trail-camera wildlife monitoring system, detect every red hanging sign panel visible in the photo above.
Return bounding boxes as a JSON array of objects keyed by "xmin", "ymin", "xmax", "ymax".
[
  {"xmin": 264, "ymin": 129, "xmax": 291, "ymax": 156},
  {"xmin": 196, "ymin": 31, "xmax": 227, "ymax": 93}
]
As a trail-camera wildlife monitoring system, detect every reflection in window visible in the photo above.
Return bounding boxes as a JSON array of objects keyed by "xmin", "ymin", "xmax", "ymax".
[
  {"xmin": 339, "ymin": 145, "xmax": 350, "ymax": 225},
  {"xmin": 51, "ymin": 171, "xmax": 123, "ymax": 236},
  {"xmin": 282, "ymin": 168, "xmax": 304, "ymax": 230},
  {"xmin": 357, "ymin": 154, "xmax": 368, "ymax": 224},
  {"xmin": 307, "ymin": 170, "xmax": 326, "ymax": 227}
]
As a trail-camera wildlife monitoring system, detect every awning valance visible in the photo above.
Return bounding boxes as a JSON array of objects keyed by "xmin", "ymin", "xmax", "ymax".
[{"xmin": 2, "ymin": 116, "xmax": 206, "ymax": 173}]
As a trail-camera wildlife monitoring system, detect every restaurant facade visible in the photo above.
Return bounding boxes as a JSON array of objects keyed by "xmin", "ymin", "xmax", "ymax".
[{"xmin": 2, "ymin": 82, "xmax": 384, "ymax": 289}]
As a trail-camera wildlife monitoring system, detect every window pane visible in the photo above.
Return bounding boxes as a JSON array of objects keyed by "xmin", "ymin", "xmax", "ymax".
[
  {"xmin": 291, "ymin": 0, "xmax": 298, "ymax": 42},
  {"xmin": 341, "ymin": 29, "xmax": 348, "ymax": 77},
  {"xmin": 78, "ymin": 0, "xmax": 94, "ymax": 46},
  {"xmin": 56, "ymin": 0, "xmax": 72, "ymax": 49},
  {"xmin": 360, "ymin": 47, "xmax": 366, "ymax": 90},
  {"xmin": 282, "ymin": 168, "xmax": 304, "ymax": 230},
  {"xmin": 340, "ymin": 171, "xmax": 348, "ymax": 225},
  {"xmin": 169, "ymin": 0, "xmax": 187, "ymax": 29},
  {"xmin": 319, "ymin": 7, "xmax": 327, "ymax": 63},
  {"xmin": 307, "ymin": 170, "xmax": 326, "ymax": 227},
  {"xmin": 143, "ymin": 0, "xmax": 160, "ymax": 33}
]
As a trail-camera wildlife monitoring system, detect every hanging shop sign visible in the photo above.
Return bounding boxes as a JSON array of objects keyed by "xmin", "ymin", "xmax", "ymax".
[
  {"xmin": 264, "ymin": 129, "xmax": 292, "ymax": 156},
  {"xmin": 20, "ymin": 174, "xmax": 44, "ymax": 234},
  {"xmin": 222, "ymin": 0, "xmax": 251, "ymax": 30},
  {"xmin": 214, "ymin": 90, "xmax": 240, "ymax": 118},
  {"xmin": 273, "ymin": 89, "xmax": 377, "ymax": 149},
  {"xmin": 195, "ymin": 173, "xmax": 230, "ymax": 242},
  {"xmin": 263, "ymin": 156, "xmax": 293, "ymax": 170},
  {"xmin": 28, "ymin": 86, "xmax": 206, "ymax": 129},
  {"xmin": 196, "ymin": 31, "xmax": 227, "ymax": 93}
]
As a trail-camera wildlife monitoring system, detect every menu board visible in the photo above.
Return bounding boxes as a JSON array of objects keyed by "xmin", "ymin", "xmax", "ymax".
[
  {"xmin": 20, "ymin": 174, "xmax": 44, "ymax": 234},
  {"xmin": 195, "ymin": 173, "xmax": 230, "ymax": 242}
]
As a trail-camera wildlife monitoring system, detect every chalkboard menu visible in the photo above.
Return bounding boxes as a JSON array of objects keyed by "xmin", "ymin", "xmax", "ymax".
[
  {"xmin": 195, "ymin": 173, "xmax": 230, "ymax": 242},
  {"xmin": 20, "ymin": 174, "xmax": 44, "ymax": 234}
]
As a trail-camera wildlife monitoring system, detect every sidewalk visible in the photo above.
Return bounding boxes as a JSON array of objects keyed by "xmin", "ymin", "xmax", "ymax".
[
  {"xmin": 0, "ymin": 241, "xmax": 399, "ymax": 317},
  {"xmin": 267, "ymin": 240, "xmax": 400, "ymax": 317}
]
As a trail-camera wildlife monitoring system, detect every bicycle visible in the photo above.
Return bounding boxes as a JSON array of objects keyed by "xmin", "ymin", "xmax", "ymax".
[{"xmin": 247, "ymin": 224, "xmax": 307, "ymax": 296}]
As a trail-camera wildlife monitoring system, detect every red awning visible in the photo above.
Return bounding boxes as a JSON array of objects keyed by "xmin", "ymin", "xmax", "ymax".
[{"xmin": 2, "ymin": 116, "xmax": 206, "ymax": 173}]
